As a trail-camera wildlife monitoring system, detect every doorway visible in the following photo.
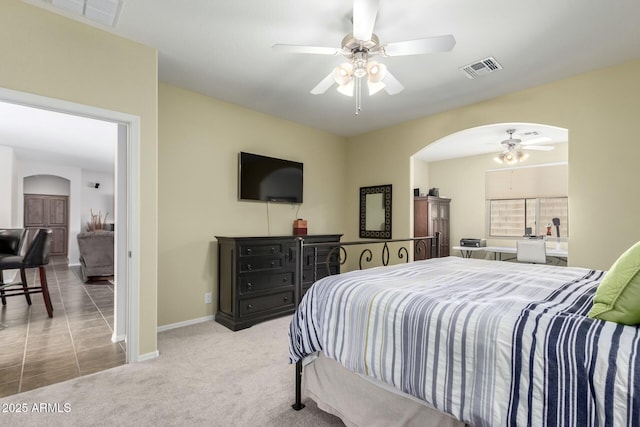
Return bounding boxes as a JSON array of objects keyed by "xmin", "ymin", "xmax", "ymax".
[{"xmin": 0, "ymin": 86, "xmax": 141, "ymax": 364}]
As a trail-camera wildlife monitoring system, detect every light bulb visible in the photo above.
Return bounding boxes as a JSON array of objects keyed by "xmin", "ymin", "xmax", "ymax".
[
  {"xmin": 333, "ymin": 63, "xmax": 353, "ymax": 86},
  {"xmin": 367, "ymin": 61, "xmax": 387, "ymax": 83},
  {"xmin": 354, "ymin": 67, "xmax": 367, "ymax": 78}
]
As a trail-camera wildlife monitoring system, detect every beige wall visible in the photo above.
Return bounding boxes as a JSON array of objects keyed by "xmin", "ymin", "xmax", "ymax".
[
  {"xmin": 157, "ymin": 83, "xmax": 348, "ymax": 326},
  {"xmin": 413, "ymin": 159, "xmax": 430, "ymax": 197},
  {"xmin": 428, "ymin": 143, "xmax": 568, "ymax": 258},
  {"xmin": 348, "ymin": 59, "xmax": 640, "ymax": 270},
  {"xmin": 0, "ymin": 1, "xmax": 159, "ymax": 354}
]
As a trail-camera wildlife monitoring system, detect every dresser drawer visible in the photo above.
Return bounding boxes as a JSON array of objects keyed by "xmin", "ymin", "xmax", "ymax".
[
  {"xmin": 239, "ymin": 243, "xmax": 284, "ymax": 257},
  {"xmin": 239, "ymin": 257, "xmax": 283, "ymax": 273},
  {"xmin": 239, "ymin": 291, "xmax": 294, "ymax": 317},
  {"xmin": 301, "ymin": 246, "xmax": 340, "ymax": 267},
  {"xmin": 239, "ymin": 272, "xmax": 293, "ymax": 294}
]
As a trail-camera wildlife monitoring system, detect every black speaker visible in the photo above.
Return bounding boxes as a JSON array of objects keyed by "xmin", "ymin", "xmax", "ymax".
[
  {"xmin": 413, "ymin": 188, "xmax": 419, "ymax": 197},
  {"xmin": 552, "ymin": 217, "xmax": 560, "ymax": 237}
]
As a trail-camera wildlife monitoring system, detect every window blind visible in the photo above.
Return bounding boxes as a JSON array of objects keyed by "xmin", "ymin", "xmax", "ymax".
[{"xmin": 485, "ymin": 163, "xmax": 568, "ymax": 199}]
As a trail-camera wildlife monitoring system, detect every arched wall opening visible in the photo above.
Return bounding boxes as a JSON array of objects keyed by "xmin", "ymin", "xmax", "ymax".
[{"xmin": 410, "ymin": 122, "xmax": 568, "ymax": 259}]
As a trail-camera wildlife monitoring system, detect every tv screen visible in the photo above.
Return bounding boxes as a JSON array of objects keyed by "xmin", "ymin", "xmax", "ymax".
[{"xmin": 238, "ymin": 152, "xmax": 303, "ymax": 203}]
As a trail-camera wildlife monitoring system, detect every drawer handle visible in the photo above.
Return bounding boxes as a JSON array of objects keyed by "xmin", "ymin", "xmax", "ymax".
[
  {"xmin": 270, "ymin": 261, "xmax": 275, "ymax": 268},
  {"xmin": 282, "ymin": 276, "xmax": 288, "ymax": 282},
  {"xmin": 282, "ymin": 296, "xmax": 289, "ymax": 303},
  {"xmin": 247, "ymin": 304, "xmax": 254, "ymax": 311},
  {"xmin": 271, "ymin": 247, "xmax": 276, "ymax": 254},
  {"xmin": 246, "ymin": 264, "xmax": 252, "ymax": 271},
  {"xmin": 246, "ymin": 248, "xmax": 252, "ymax": 255},
  {"xmin": 247, "ymin": 282, "xmax": 253, "ymax": 290}
]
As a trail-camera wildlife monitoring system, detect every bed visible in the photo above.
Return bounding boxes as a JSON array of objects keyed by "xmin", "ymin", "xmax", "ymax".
[{"xmin": 288, "ymin": 251, "xmax": 640, "ymax": 427}]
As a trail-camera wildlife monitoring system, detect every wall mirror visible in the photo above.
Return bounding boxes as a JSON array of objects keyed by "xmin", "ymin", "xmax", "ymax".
[{"xmin": 360, "ymin": 184, "xmax": 392, "ymax": 239}]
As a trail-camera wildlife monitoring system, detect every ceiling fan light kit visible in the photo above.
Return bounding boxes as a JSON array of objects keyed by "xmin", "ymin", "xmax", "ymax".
[
  {"xmin": 273, "ymin": 0, "xmax": 456, "ymax": 115},
  {"xmin": 495, "ymin": 150, "xmax": 528, "ymax": 165},
  {"xmin": 493, "ymin": 129, "xmax": 553, "ymax": 164}
]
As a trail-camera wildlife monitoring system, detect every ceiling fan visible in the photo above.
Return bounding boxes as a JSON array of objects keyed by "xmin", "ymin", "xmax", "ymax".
[
  {"xmin": 272, "ymin": 0, "xmax": 455, "ymax": 114},
  {"xmin": 494, "ymin": 129, "xmax": 554, "ymax": 164}
]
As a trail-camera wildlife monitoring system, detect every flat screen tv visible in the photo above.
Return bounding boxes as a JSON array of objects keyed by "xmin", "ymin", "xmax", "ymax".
[{"xmin": 238, "ymin": 152, "xmax": 303, "ymax": 203}]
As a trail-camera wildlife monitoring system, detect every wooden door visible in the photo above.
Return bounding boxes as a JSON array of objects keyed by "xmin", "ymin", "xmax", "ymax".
[
  {"xmin": 414, "ymin": 197, "xmax": 437, "ymax": 260},
  {"xmin": 414, "ymin": 198, "xmax": 428, "ymax": 237},
  {"xmin": 438, "ymin": 201, "xmax": 450, "ymax": 257},
  {"xmin": 24, "ymin": 194, "xmax": 68, "ymax": 257}
]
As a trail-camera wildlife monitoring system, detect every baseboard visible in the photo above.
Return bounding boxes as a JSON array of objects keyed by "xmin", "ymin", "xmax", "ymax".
[
  {"xmin": 136, "ymin": 350, "xmax": 159, "ymax": 362},
  {"xmin": 157, "ymin": 315, "xmax": 214, "ymax": 333},
  {"xmin": 111, "ymin": 332, "xmax": 125, "ymax": 343}
]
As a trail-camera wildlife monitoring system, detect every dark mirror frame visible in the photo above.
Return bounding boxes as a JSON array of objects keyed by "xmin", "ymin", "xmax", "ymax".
[{"xmin": 359, "ymin": 184, "xmax": 392, "ymax": 239}]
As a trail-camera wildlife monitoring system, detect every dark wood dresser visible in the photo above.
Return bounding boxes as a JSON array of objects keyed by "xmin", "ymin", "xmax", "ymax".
[{"xmin": 215, "ymin": 234, "xmax": 342, "ymax": 331}]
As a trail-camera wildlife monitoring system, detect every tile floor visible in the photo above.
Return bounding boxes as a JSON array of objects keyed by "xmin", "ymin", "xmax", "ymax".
[{"xmin": 0, "ymin": 257, "xmax": 125, "ymax": 397}]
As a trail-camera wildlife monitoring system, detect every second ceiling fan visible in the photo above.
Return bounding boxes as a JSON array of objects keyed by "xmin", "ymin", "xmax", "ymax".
[
  {"xmin": 494, "ymin": 129, "xmax": 554, "ymax": 164},
  {"xmin": 272, "ymin": 0, "xmax": 456, "ymax": 114}
]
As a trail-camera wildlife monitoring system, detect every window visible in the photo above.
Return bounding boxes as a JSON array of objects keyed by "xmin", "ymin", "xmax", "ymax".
[{"xmin": 489, "ymin": 197, "xmax": 568, "ymax": 237}]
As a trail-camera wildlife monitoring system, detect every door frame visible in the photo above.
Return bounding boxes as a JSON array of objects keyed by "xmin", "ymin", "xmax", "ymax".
[{"xmin": 0, "ymin": 87, "xmax": 142, "ymax": 363}]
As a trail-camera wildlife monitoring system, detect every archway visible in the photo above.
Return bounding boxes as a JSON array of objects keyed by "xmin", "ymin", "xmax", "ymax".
[{"xmin": 410, "ymin": 122, "xmax": 568, "ymax": 258}]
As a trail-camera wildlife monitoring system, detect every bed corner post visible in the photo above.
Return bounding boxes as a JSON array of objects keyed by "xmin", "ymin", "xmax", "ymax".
[
  {"xmin": 294, "ymin": 236, "xmax": 304, "ymax": 308},
  {"xmin": 292, "ymin": 236, "xmax": 306, "ymax": 411},
  {"xmin": 292, "ymin": 360, "xmax": 305, "ymax": 410}
]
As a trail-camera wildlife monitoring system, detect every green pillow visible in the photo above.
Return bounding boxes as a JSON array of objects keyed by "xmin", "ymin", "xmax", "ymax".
[{"xmin": 589, "ymin": 241, "xmax": 640, "ymax": 325}]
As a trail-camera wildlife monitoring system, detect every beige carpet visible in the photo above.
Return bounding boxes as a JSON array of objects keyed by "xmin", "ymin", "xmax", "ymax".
[{"xmin": 0, "ymin": 316, "xmax": 343, "ymax": 426}]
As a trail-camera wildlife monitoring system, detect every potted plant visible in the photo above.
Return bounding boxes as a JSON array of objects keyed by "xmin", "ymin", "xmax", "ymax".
[{"xmin": 86, "ymin": 209, "xmax": 109, "ymax": 232}]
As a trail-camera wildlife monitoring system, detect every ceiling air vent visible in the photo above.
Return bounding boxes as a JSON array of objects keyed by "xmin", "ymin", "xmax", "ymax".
[
  {"xmin": 50, "ymin": 0, "xmax": 122, "ymax": 27},
  {"xmin": 460, "ymin": 57, "xmax": 503, "ymax": 79}
]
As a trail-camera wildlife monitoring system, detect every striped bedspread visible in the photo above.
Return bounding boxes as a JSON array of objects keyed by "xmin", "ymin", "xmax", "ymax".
[{"xmin": 289, "ymin": 257, "xmax": 640, "ymax": 426}]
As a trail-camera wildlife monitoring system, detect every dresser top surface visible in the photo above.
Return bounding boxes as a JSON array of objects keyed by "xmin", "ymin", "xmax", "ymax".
[{"xmin": 215, "ymin": 234, "xmax": 343, "ymax": 242}]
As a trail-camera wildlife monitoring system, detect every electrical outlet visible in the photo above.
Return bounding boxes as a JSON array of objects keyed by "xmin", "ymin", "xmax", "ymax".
[{"xmin": 205, "ymin": 292, "xmax": 212, "ymax": 304}]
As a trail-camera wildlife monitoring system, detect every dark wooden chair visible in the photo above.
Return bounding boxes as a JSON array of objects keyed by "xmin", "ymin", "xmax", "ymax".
[
  {"xmin": 0, "ymin": 228, "xmax": 29, "ymax": 305},
  {"xmin": 0, "ymin": 228, "xmax": 54, "ymax": 318}
]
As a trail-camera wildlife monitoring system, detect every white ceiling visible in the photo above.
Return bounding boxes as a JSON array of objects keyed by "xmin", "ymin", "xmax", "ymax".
[
  {"xmin": 23, "ymin": 0, "xmax": 640, "ymax": 137},
  {"xmin": 5, "ymin": 0, "xmax": 640, "ymax": 167},
  {"xmin": 0, "ymin": 101, "xmax": 117, "ymax": 172}
]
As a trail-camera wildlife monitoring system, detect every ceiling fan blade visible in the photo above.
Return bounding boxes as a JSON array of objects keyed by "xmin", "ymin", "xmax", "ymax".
[
  {"xmin": 353, "ymin": 0, "xmax": 379, "ymax": 41},
  {"xmin": 310, "ymin": 72, "xmax": 336, "ymax": 95},
  {"xmin": 272, "ymin": 44, "xmax": 341, "ymax": 55},
  {"xmin": 520, "ymin": 136, "xmax": 552, "ymax": 145},
  {"xmin": 384, "ymin": 34, "xmax": 456, "ymax": 56},
  {"xmin": 382, "ymin": 70, "xmax": 404, "ymax": 95},
  {"xmin": 522, "ymin": 145, "xmax": 554, "ymax": 151}
]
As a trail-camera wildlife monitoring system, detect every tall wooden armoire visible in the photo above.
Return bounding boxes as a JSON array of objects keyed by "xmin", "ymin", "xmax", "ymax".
[{"xmin": 414, "ymin": 196, "xmax": 450, "ymax": 260}]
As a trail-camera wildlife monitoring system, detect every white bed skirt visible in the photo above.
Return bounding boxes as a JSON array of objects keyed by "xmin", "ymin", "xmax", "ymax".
[{"xmin": 303, "ymin": 353, "xmax": 468, "ymax": 427}]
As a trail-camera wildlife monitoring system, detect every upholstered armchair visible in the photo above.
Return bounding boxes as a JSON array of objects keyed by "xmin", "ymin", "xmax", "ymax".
[{"xmin": 77, "ymin": 230, "xmax": 114, "ymax": 282}]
